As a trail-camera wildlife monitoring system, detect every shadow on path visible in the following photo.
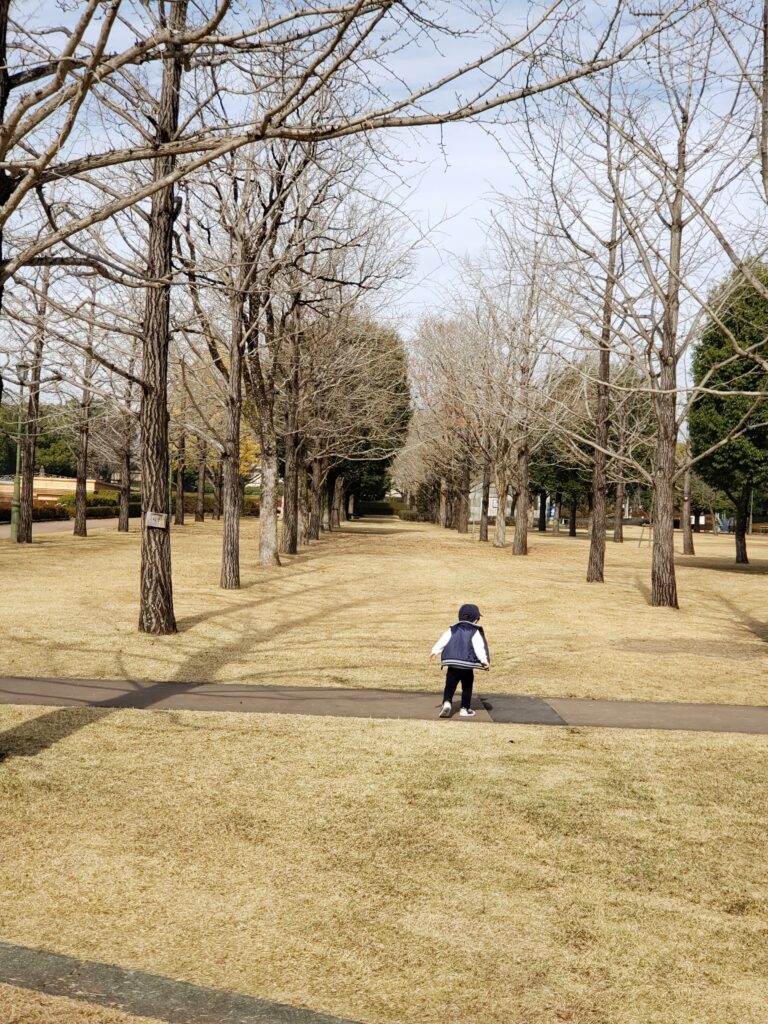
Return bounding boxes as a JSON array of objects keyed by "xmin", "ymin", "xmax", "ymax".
[
  {"xmin": 0, "ymin": 679, "xmax": 198, "ymax": 761},
  {"xmin": 0, "ymin": 939, "xmax": 360, "ymax": 1024}
]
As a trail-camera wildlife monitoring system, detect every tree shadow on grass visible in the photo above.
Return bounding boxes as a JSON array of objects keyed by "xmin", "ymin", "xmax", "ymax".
[
  {"xmin": 719, "ymin": 596, "xmax": 768, "ymax": 643},
  {"xmin": 676, "ymin": 554, "xmax": 768, "ymax": 575},
  {"xmin": 0, "ymin": 677, "xmax": 217, "ymax": 762},
  {"xmin": 0, "ymin": 589, "xmax": 373, "ymax": 762}
]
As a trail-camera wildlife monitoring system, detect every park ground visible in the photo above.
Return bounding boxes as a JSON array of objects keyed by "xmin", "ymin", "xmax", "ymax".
[
  {"xmin": 2, "ymin": 520, "xmax": 768, "ymax": 1024},
  {"xmin": 2, "ymin": 516, "xmax": 768, "ymax": 704}
]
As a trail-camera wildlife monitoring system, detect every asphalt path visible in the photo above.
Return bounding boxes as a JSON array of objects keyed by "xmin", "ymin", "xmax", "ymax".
[{"xmin": 1, "ymin": 676, "xmax": 767, "ymax": 733}]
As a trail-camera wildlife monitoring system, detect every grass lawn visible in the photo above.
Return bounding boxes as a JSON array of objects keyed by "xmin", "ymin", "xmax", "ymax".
[
  {"xmin": 2, "ymin": 517, "xmax": 768, "ymax": 704},
  {"xmin": 1, "ymin": 983, "xmax": 162, "ymax": 1024},
  {"xmin": 0, "ymin": 706, "xmax": 767, "ymax": 1024}
]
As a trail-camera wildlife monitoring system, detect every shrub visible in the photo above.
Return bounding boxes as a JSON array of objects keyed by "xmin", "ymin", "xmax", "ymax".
[
  {"xmin": 182, "ymin": 493, "xmax": 216, "ymax": 514},
  {"xmin": 0, "ymin": 503, "xmax": 70, "ymax": 523},
  {"xmin": 57, "ymin": 491, "xmax": 119, "ymax": 511},
  {"xmin": 67, "ymin": 502, "xmax": 141, "ymax": 520},
  {"xmin": 358, "ymin": 500, "xmax": 399, "ymax": 516},
  {"xmin": 398, "ymin": 509, "xmax": 432, "ymax": 522},
  {"xmin": 242, "ymin": 496, "xmax": 260, "ymax": 517}
]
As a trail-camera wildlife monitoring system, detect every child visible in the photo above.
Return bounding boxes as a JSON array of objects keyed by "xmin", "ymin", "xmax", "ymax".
[{"xmin": 429, "ymin": 603, "xmax": 490, "ymax": 718}]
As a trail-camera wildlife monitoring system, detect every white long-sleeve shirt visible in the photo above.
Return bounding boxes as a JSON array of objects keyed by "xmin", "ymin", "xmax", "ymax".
[{"xmin": 431, "ymin": 627, "xmax": 489, "ymax": 664}]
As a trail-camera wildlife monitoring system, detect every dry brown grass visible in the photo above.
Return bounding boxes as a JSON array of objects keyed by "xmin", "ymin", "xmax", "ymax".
[
  {"xmin": 0, "ymin": 983, "xmax": 163, "ymax": 1023},
  {"xmin": 0, "ymin": 706, "xmax": 767, "ymax": 1024},
  {"xmin": 2, "ymin": 517, "xmax": 768, "ymax": 703}
]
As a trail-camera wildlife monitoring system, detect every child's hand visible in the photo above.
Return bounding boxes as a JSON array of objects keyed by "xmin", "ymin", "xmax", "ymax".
[
  {"xmin": 482, "ymin": 663, "xmax": 490, "ymax": 671},
  {"xmin": 429, "ymin": 654, "xmax": 437, "ymax": 663}
]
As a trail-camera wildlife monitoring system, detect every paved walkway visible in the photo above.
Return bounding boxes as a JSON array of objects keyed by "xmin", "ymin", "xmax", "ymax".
[{"xmin": 1, "ymin": 675, "xmax": 768, "ymax": 733}]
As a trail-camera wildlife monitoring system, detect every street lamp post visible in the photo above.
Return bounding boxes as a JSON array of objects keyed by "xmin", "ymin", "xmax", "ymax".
[{"xmin": 9, "ymin": 361, "xmax": 30, "ymax": 543}]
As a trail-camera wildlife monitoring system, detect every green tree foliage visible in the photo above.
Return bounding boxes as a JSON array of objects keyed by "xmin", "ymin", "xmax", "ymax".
[
  {"xmin": 0, "ymin": 404, "xmax": 16, "ymax": 475},
  {"xmin": 689, "ymin": 266, "xmax": 768, "ymax": 559},
  {"xmin": 690, "ymin": 269, "xmax": 768, "ymax": 497},
  {"xmin": 0, "ymin": 401, "xmax": 78, "ymax": 478}
]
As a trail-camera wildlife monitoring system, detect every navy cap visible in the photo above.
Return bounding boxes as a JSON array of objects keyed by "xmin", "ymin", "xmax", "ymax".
[{"xmin": 458, "ymin": 603, "xmax": 481, "ymax": 622}]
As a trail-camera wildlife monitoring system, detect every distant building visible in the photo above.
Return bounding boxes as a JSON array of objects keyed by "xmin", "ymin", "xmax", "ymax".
[
  {"xmin": 0, "ymin": 476, "xmax": 120, "ymax": 507},
  {"xmin": 469, "ymin": 484, "xmax": 515, "ymax": 523}
]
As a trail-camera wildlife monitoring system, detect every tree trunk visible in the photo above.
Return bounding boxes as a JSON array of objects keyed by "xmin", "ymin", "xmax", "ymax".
[
  {"xmin": 586, "ymin": 204, "xmax": 618, "ymax": 582},
  {"xmin": 211, "ymin": 461, "xmax": 222, "ymax": 519},
  {"xmin": 220, "ymin": 448, "xmax": 241, "ymax": 588},
  {"xmin": 512, "ymin": 446, "xmax": 529, "ymax": 555},
  {"xmin": 456, "ymin": 460, "xmax": 471, "ymax": 534},
  {"xmin": 553, "ymin": 491, "xmax": 562, "ymax": 534},
  {"xmin": 682, "ymin": 465, "xmax": 695, "ymax": 556},
  {"xmin": 280, "ymin": 431, "xmax": 299, "ymax": 554},
  {"xmin": 650, "ymin": 114, "xmax": 686, "ymax": 610},
  {"xmin": 735, "ymin": 483, "xmax": 751, "ymax": 564},
  {"xmin": 438, "ymin": 478, "xmax": 448, "ymax": 528},
  {"xmin": 74, "ymin": 353, "xmax": 93, "ymax": 539},
  {"xmin": 138, "ymin": 0, "xmax": 187, "ymax": 634},
  {"xmin": 118, "ymin": 436, "xmax": 131, "ymax": 533},
  {"xmin": 332, "ymin": 475, "xmax": 344, "ymax": 528},
  {"xmin": 19, "ymin": 321, "xmax": 44, "ymax": 543},
  {"xmin": 174, "ymin": 430, "xmax": 185, "ymax": 526},
  {"xmin": 195, "ymin": 440, "xmax": 206, "ymax": 523},
  {"xmin": 297, "ymin": 462, "xmax": 310, "ymax": 544},
  {"xmin": 323, "ymin": 468, "xmax": 337, "ymax": 532},
  {"xmin": 568, "ymin": 495, "xmax": 577, "ymax": 537},
  {"xmin": 479, "ymin": 459, "xmax": 491, "ymax": 542},
  {"xmin": 493, "ymin": 473, "xmax": 509, "ymax": 548},
  {"xmin": 445, "ymin": 487, "xmax": 456, "ymax": 530},
  {"xmin": 538, "ymin": 491, "xmax": 547, "ymax": 532},
  {"xmin": 259, "ymin": 435, "xmax": 281, "ymax": 565},
  {"xmin": 221, "ymin": 295, "xmax": 244, "ymax": 587},
  {"xmin": 280, "ymin": 327, "xmax": 300, "ymax": 555},
  {"xmin": 613, "ymin": 479, "xmax": 624, "ymax": 543},
  {"xmin": 309, "ymin": 459, "xmax": 323, "ymax": 540}
]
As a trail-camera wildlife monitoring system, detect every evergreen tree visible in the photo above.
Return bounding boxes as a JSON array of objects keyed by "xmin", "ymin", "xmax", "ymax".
[{"xmin": 689, "ymin": 267, "xmax": 768, "ymax": 564}]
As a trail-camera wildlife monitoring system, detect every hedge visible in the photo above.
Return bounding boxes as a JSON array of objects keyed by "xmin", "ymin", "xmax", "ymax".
[
  {"xmin": 57, "ymin": 491, "xmax": 120, "ymax": 511},
  {"xmin": 398, "ymin": 509, "xmax": 433, "ymax": 522},
  {"xmin": 78, "ymin": 502, "xmax": 141, "ymax": 519},
  {"xmin": 0, "ymin": 504, "xmax": 70, "ymax": 523},
  {"xmin": 358, "ymin": 500, "xmax": 399, "ymax": 516},
  {"xmin": 178, "ymin": 494, "xmax": 259, "ymax": 516}
]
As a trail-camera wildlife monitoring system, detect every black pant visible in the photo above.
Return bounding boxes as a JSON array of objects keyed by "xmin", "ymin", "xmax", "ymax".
[{"xmin": 442, "ymin": 667, "xmax": 474, "ymax": 710}]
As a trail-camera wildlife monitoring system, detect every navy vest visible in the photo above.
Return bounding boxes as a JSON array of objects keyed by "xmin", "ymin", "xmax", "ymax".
[{"xmin": 440, "ymin": 621, "xmax": 490, "ymax": 669}]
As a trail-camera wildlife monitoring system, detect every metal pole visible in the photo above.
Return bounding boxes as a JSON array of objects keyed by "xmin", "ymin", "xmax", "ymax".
[{"xmin": 9, "ymin": 398, "xmax": 24, "ymax": 542}]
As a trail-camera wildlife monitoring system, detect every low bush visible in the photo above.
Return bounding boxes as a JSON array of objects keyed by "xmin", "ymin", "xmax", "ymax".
[
  {"xmin": 358, "ymin": 500, "xmax": 399, "ymax": 516},
  {"xmin": 66, "ymin": 502, "xmax": 141, "ymax": 520},
  {"xmin": 398, "ymin": 509, "xmax": 433, "ymax": 522},
  {"xmin": 182, "ymin": 494, "xmax": 215, "ymax": 514},
  {"xmin": 242, "ymin": 496, "xmax": 260, "ymax": 517},
  {"xmin": 0, "ymin": 504, "xmax": 71, "ymax": 523},
  {"xmin": 57, "ymin": 491, "xmax": 120, "ymax": 511}
]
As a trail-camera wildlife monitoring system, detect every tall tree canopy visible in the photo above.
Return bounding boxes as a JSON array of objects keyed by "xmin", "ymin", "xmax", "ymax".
[{"xmin": 689, "ymin": 267, "xmax": 768, "ymax": 564}]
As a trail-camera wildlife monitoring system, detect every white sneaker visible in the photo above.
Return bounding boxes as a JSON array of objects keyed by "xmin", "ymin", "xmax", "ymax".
[
  {"xmin": 459, "ymin": 707, "xmax": 476, "ymax": 718},
  {"xmin": 439, "ymin": 701, "xmax": 452, "ymax": 718}
]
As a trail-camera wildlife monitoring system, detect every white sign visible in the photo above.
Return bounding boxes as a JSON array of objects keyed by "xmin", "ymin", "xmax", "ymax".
[{"xmin": 145, "ymin": 511, "xmax": 168, "ymax": 529}]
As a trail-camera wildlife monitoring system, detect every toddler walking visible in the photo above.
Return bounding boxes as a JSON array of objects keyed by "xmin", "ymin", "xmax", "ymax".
[{"xmin": 429, "ymin": 603, "xmax": 490, "ymax": 718}]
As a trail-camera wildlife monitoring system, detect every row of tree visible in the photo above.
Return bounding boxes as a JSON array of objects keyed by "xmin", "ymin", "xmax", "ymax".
[{"xmin": 3, "ymin": 1, "xmax": 768, "ymax": 625}]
